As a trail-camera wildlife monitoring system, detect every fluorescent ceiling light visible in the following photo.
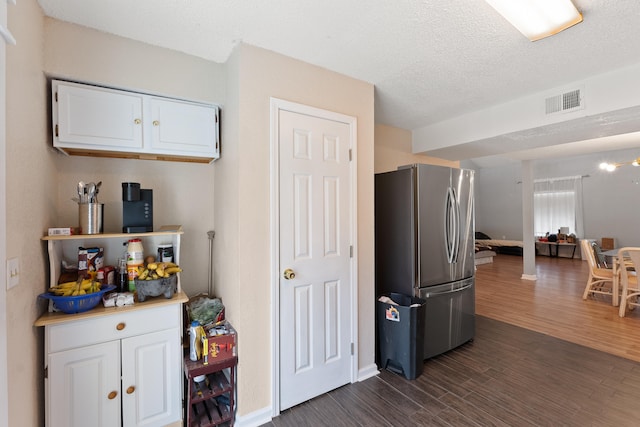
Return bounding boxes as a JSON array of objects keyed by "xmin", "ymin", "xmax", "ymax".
[{"xmin": 485, "ymin": 0, "xmax": 583, "ymax": 41}]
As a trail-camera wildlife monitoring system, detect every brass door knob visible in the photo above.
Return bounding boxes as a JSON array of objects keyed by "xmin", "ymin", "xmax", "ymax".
[
  {"xmin": 108, "ymin": 391, "xmax": 118, "ymax": 400},
  {"xmin": 116, "ymin": 322, "xmax": 126, "ymax": 331},
  {"xmin": 126, "ymin": 386, "xmax": 135, "ymax": 394},
  {"xmin": 134, "ymin": 118, "xmax": 141, "ymax": 125},
  {"xmin": 283, "ymin": 268, "xmax": 295, "ymax": 280},
  {"xmin": 153, "ymin": 120, "xmax": 160, "ymax": 126}
]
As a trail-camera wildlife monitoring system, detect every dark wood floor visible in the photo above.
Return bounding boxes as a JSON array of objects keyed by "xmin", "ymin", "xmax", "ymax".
[{"xmin": 262, "ymin": 255, "xmax": 640, "ymax": 426}]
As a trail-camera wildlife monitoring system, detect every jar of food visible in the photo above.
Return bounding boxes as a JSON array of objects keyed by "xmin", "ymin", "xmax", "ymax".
[
  {"xmin": 157, "ymin": 244, "xmax": 174, "ymax": 263},
  {"xmin": 126, "ymin": 239, "xmax": 144, "ymax": 291}
]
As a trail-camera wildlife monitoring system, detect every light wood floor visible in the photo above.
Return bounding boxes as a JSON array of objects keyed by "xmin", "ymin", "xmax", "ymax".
[{"xmin": 475, "ymin": 254, "xmax": 640, "ymax": 362}]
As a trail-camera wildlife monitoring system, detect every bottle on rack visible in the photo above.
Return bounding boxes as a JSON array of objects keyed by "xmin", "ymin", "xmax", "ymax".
[
  {"xmin": 189, "ymin": 321, "xmax": 201, "ymax": 361},
  {"xmin": 126, "ymin": 239, "xmax": 144, "ymax": 292}
]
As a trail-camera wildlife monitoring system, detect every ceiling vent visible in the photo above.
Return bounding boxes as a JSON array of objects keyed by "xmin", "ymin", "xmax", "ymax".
[{"xmin": 545, "ymin": 88, "xmax": 584, "ymax": 115}]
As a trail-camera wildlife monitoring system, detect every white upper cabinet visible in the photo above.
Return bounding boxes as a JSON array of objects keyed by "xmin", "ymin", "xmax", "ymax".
[
  {"xmin": 149, "ymin": 97, "xmax": 219, "ymax": 157},
  {"xmin": 56, "ymin": 83, "xmax": 144, "ymax": 150},
  {"xmin": 52, "ymin": 80, "xmax": 220, "ymax": 163}
]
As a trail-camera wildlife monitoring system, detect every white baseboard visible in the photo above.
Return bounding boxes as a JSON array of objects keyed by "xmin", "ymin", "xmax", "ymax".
[
  {"xmin": 357, "ymin": 363, "xmax": 379, "ymax": 382},
  {"xmin": 236, "ymin": 405, "xmax": 273, "ymax": 427}
]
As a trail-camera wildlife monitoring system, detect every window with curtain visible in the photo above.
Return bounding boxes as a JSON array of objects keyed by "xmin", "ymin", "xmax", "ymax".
[{"xmin": 533, "ymin": 176, "xmax": 584, "ymax": 237}]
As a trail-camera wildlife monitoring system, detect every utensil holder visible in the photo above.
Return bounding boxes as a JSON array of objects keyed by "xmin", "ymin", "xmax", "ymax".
[{"xmin": 79, "ymin": 203, "xmax": 103, "ymax": 235}]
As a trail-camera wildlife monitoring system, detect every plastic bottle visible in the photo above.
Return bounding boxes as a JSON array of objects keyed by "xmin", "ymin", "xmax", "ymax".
[
  {"xmin": 126, "ymin": 239, "xmax": 144, "ymax": 291},
  {"xmin": 189, "ymin": 321, "xmax": 201, "ymax": 361},
  {"xmin": 118, "ymin": 258, "xmax": 128, "ymax": 293},
  {"xmin": 96, "ymin": 270, "xmax": 104, "ymax": 286}
]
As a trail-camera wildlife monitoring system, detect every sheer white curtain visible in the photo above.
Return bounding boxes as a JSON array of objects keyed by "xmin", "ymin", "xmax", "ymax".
[{"xmin": 533, "ymin": 176, "xmax": 584, "ymax": 237}]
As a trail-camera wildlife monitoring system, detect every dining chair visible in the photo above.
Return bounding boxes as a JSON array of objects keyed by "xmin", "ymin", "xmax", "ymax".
[
  {"xmin": 581, "ymin": 239, "xmax": 616, "ymax": 305},
  {"xmin": 590, "ymin": 241, "xmax": 608, "ymax": 268},
  {"xmin": 617, "ymin": 247, "xmax": 640, "ymax": 317}
]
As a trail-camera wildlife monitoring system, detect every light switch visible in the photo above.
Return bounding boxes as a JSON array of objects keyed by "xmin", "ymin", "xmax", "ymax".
[{"xmin": 7, "ymin": 257, "xmax": 19, "ymax": 289}]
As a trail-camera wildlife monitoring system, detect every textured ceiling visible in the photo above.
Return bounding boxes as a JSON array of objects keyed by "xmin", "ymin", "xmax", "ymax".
[{"xmin": 36, "ymin": 0, "xmax": 640, "ymax": 165}]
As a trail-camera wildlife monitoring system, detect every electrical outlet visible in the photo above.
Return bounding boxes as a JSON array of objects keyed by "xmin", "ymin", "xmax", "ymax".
[{"xmin": 6, "ymin": 257, "xmax": 19, "ymax": 289}]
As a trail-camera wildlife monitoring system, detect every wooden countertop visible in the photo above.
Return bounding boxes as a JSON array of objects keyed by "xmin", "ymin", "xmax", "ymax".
[{"xmin": 35, "ymin": 290, "xmax": 188, "ymax": 327}]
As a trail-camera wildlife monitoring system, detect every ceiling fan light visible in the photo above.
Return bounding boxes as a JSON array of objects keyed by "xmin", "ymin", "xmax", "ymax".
[
  {"xmin": 484, "ymin": 0, "xmax": 583, "ymax": 41},
  {"xmin": 606, "ymin": 163, "xmax": 617, "ymax": 172},
  {"xmin": 633, "ymin": 159, "xmax": 640, "ymax": 167}
]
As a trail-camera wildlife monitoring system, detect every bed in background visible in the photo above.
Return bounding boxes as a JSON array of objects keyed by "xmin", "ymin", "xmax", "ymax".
[
  {"xmin": 474, "ymin": 247, "xmax": 497, "ymax": 265},
  {"xmin": 475, "ymin": 231, "xmax": 523, "ymax": 256}
]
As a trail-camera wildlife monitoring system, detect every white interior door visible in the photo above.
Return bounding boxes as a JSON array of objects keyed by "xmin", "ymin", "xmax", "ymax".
[{"xmin": 278, "ymin": 108, "xmax": 353, "ymax": 410}]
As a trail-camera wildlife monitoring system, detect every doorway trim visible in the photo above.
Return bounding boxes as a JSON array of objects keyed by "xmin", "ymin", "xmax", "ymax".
[
  {"xmin": 0, "ymin": 19, "xmax": 9, "ymax": 427},
  {"xmin": 269, "ymin": 98, "xmax": 358, "ymax": 417}
]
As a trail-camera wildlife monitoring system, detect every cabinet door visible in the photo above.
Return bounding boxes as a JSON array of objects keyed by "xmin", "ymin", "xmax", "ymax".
[
  {"xmin": 121, "ymin": 328, "xmax": 182, "ymax": 427},
  {"xmin": 149, "ymin": 97, "xmax": 219, "ymax": 159},
  {"xmin": 48, "ymin": 340, "xmax": 121, "ymax": 427},
  {"xmin": 55, "ymin": 82, "xmax": 144, "ymax": 150}
]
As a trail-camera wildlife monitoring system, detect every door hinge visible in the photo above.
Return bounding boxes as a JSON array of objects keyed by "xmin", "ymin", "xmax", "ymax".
[
  {"xmin": 55, "ymin": 124, "xmax": 59, "ymax": 137},
  {"xmin": 349, "ymin": 149, "xmax": 352, "ymax": 161},
  {"xmin": 44, "ymin": 366, "xmax": 48, "ymax": 379},
  {"xmin": 350, "ymin": 245, "xmax": 353, "ymax": 258},
  {"xmin": 350, "ymin": 343, "xmax": 354, "ymax": 355}
]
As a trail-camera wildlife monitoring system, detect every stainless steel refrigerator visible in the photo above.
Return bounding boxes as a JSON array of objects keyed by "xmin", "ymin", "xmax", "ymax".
[{"xmin": 375, "ymin": 163, "xmax": 475, "ymax": 359}]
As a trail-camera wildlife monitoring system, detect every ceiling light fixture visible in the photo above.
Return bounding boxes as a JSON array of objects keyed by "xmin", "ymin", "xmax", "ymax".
[
  {"xmin": 484, "ymin": 0, "xmax": 583, "ymax": 41},
  {"xmin": 599, "ymin": 158, "xmax": 640, "ymax": 172}
]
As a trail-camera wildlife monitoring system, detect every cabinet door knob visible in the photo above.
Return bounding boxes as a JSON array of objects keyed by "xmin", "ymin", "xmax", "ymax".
[
  {"xmin": 153, "ymin": 120, "xmax": 160, "ymax": 126},
  {"xmin": 134, "ymin": 118, "xmax": 141, "ymax": 125},
  {"xmin": 116, "ymin": 322, "xmax": 126, "ymax": 331},
  {"xmin": 126, "ymin": 386, "xmax": 136, "ymax": 394},
  {"xmin": 108, "ymin": 391, "xmax": 118, "ymax": 400}
]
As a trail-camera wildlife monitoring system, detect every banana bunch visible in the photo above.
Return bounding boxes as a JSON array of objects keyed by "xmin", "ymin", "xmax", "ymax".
[
  {"xmin": 137, "ymin": 262, "xmax": 182, "ymax": 281},
  {"xmin": 49, "ymin": 278, "xmax": 101, "ymax": 296}
]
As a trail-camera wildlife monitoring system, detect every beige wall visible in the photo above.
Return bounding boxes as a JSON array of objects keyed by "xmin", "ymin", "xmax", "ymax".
[
  {"xmin": 6, "ymin": 1, "xmax": 49, "ymax": 426},
  {"xmin": 375, "ymin": 123, "xmax": 459, "ymax": 172},
  {"xmin": 213, "ymin": 44, "xmax": 376, "ymax": 418},
  {"xmin": 5, "ymin": 9, "xmax": 227, "ymax": 426},
  {"xmin": 43, "ymin": 18, "xmax": 226, "ymax": 297},
  {"xmin": 7, "ymin": 5, "xmax": 377, "ymax": 424}
]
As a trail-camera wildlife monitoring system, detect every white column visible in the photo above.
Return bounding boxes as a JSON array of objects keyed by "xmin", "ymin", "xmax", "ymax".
[{"xmin": 521, "ymin": 160, "xmax": 536, "ymax": 280}]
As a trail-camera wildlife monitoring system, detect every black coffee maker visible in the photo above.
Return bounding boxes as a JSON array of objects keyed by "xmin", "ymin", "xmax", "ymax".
[{"xmin": 122, "ymin": 182, "xmax": 153, "ymax": 233}]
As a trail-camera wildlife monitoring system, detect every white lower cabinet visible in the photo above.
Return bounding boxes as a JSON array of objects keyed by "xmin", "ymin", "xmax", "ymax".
[
  {"xmin": 121, "ymin": 328, "xmax": 181, "ymax": 427},
  {"xmin": 44, "ymin": 304, "xmax": 182, "ymax": 427},
  {"xmin": 48, "ymin": 340, "xmax": 122, "ymax": 427}
]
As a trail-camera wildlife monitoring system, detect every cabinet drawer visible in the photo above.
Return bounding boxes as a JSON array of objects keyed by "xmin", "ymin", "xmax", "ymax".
[{"xmin": 46, "ymin": 304, "xmax": 180, "ymax": 353}]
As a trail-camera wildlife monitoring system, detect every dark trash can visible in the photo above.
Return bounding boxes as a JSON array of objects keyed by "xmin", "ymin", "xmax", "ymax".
[{"xmin": 376, "ymin": 292, "xmax": 426, "ymax": 380}]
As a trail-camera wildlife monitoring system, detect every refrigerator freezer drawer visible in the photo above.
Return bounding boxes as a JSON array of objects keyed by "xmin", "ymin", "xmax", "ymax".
[{"xmin": 418, "ymin": 278, "xmax": 475, "ymax": 359}]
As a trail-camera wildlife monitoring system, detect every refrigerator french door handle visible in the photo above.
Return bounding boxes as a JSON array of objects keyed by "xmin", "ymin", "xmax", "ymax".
[
  {"xmin": 422, "ymin": 282, "xmax": 473, "ymax": 297},
  {"xmin": 453, "ymin": 188, "xmax": 461, "ymax": 263},
  {"xmin": 445, "ymin": 187, "xmax": 456, "ymax": 264}
]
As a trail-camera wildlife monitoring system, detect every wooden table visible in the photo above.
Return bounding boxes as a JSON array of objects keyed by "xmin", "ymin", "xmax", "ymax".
[{"xmin": 535, "ymin": 241, "xmax": 577, "ymax": 258}]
